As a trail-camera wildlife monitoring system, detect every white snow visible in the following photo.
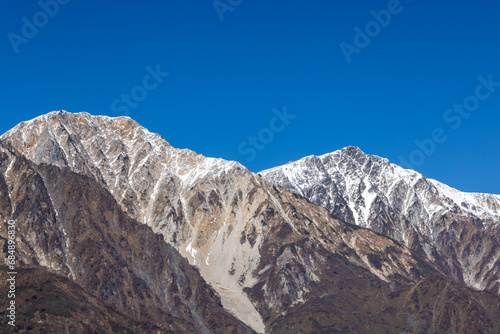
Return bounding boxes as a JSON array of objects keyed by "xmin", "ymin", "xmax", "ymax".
[
  {"xmin": 185, "ymin": 241, "xmax": 197, "ymax": 261},
  {"xmin": 361, "ymin": 179, "xmax": 378, "ymax": 224}
]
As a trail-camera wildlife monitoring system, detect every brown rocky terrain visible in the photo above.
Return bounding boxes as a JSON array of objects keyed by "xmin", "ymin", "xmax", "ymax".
[
  {"xmin": 0, "ymin": 266, "xmax": 165, "ymax": 333},
  {"xmin": 268, "ymin": 273, "xmax": 500, "ymax": 333}
]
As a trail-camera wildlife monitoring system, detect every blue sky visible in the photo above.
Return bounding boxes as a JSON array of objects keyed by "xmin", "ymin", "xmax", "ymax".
[{"xmin": 1, "ymin": 0, "xmax": 499, "ymax": 193}]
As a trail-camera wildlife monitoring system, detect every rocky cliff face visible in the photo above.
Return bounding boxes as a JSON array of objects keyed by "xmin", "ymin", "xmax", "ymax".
[
  {"xmin": 261, "ymin": 146, "xmax": 500, "ymax": 294},
  {"xmin": 1, "ymin": 111, "xmax": 500, "ymax": 333}
]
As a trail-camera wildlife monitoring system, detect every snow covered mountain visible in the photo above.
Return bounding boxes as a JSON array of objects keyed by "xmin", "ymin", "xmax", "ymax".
[
  {"xmin": 2, "ymin": 111, "xmax": 500, "ymax": 333},
  {"xmin": 261, "ymin": 146, "xmax": 500, "ymax": 293}
]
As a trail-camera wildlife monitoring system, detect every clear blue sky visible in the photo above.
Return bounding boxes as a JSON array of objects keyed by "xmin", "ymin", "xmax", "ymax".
[{"xmin": 1, "ymin": 0, "xmax": 499, "ymax": 193}]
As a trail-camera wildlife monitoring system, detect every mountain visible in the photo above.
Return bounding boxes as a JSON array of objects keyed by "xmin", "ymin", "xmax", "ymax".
[
  {"xmin": 1, "ymin": 111, "xmax": 500, "ymax": 333},
  {"xmin": 261, "ymin": 146, "xmax": 500, "ymax": 294}
]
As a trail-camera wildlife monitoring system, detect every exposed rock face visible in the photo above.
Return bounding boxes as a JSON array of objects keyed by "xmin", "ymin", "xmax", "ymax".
[
  {"xmin": 0, "ymin": 266, "xmax": 166, "ymax": 333},
  {"xmin": 0, "ymin": 142, "xmax": 253, "ymax": 333},
  {"xmin": 1, "ymin": 111, "xmax": 500, "ymax": 333},
  {"xmin": 268, "ymin": 273, "xmax": 500, "ymax": 333},
  {"xmin": 261, "ymin": 146, "xmax": 500, "ymax": 294}
]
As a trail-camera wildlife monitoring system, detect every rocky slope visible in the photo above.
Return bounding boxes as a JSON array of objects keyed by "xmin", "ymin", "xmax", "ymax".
[
  {"xmin": 0, "ymin": 141, "xmax": 253, "ymax": 333},
  {"xmin": 0, "ymin": 266, "xmax": 166, "ymax": 333},
  {"xmin": 1, "ymin": 111, "xmax": 500, "ymax": 333},
  {"xmin": 261, "ymin": 146, "xmax": 500, "ymax": 294},
  {"xmin": 269, "ymin": 272, "xmax": 500, "ymax": 333}
]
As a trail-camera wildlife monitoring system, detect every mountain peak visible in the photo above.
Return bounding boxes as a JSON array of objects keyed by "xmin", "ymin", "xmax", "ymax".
[
  {"xmin": 339, "ymin": 145, "xmax": 364, "ymax": 155},
  {"xmin": 3, "ymin": 110, "xmax": 168, "ymax": 152},
  {"xmin": 20, "ymin": 110, "xmax": 135, "ymax": 128},
  {"xmin": 0, "ymin": 110, "xmax": 247, "ymax": 213},
  {"xmin": 46, "ymin": 109, "xmax": 68, "ymax": 116}
]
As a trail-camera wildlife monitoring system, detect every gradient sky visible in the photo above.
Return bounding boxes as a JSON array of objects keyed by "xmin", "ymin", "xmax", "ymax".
[{"xmin": 1, "ymin": 0, "xmax": 499, "ymax": 194}]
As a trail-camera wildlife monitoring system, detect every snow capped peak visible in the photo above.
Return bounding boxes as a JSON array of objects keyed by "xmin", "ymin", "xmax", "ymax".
[
  {"xmin": 43, "ymin": 109, "xmax": 69, "ymax": 117},
  {"xmin": 261, "ymin": 146, "xmax": 500, "ymax": 294},
  {"xmin": 18, "ymin": 110, "xmax": 136, "ymax": 129},
  {"xmin": 0, "ymin": 110, "xmax": 247, "ymax": 193},
  {"xmin": 262, "ymin": 146, "xmax": 500, "ymax": 230},
  {"xmin": 335, "ymin": 145, "xmax": 364, "ymax": 157}
]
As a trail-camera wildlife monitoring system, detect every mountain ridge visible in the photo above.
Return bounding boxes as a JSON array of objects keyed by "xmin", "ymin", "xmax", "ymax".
[{"xmin": 2, "ymin": 110, "xmax": 500, "ymax": 333}]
